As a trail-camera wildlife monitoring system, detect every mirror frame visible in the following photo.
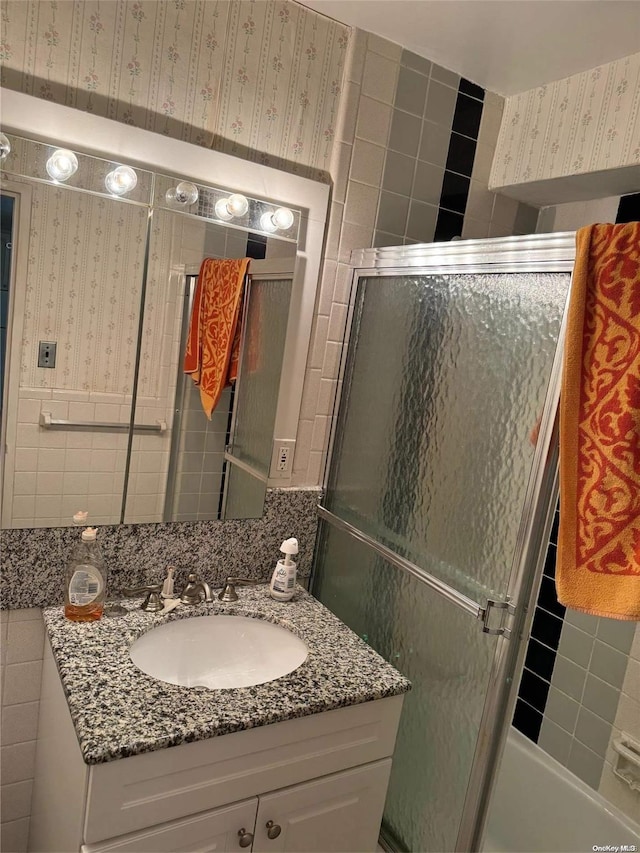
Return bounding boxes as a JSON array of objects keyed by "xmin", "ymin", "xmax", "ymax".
[{"xmin": 0, "ymin": 88, "xmax": 329, "ymax": 517}]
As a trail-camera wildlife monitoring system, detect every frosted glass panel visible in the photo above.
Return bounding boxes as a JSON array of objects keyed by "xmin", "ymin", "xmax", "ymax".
[
  {"xmin": 326, "ymin": 272, "xmax": 569, "ymax": 603},
  {"xmin": 314, "ymin": 522, "xmax": 498, "ymax": 852},
  {"xmin": 224, "ymin": 464, "xmax": 267, "ymax": 519},
  {"xmin": 230, "ymin": 277, "xmax": 292, "ymax": 474}
]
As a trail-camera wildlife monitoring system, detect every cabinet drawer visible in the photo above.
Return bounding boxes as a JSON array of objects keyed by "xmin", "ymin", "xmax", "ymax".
[
  {"xmin": 84, "ymin": 695, "xmax": 403, "ymax": 843},
  {"xmin": 81, "ymin": 798, "xmax": 257, "ymax": 853}
]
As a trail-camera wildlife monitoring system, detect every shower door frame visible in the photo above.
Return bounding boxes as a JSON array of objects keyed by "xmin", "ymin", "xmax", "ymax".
[{"xmin": 315, "ymin": 232, "xmax": 577, "ymax": 852}]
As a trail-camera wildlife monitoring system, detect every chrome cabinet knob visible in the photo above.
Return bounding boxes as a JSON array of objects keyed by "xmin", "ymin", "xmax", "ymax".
[
  {"xmin": 266, "ymin": 820, "xmax": 282, "ymax": 840},
  {"xmin": 237, "ymin": 828, "xmax": 254, "ymax": 848}
]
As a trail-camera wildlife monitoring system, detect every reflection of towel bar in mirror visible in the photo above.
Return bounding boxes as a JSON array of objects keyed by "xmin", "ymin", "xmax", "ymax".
[
  {"xmin": 39, "ymin": 412, "xmax": 167, "ymax": 433},
  {"xmin": 223, "ymin": 450, "xmax": 268, "ymax": 484}
]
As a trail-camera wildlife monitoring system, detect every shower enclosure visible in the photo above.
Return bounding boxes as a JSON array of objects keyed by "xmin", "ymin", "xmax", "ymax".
[{"xmin": 312, "ymin": 234, "xmax": 577, "ymax": 852}]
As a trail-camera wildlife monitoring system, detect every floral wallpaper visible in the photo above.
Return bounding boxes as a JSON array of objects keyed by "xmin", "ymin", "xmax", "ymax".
[
  {"xmin": 491, "ymin": 51, "xmax": 640, "ymax": 188},
  {"xmin": 214, "ymin": 0, "xmax": 347, "ymax": 177},
  {"xmin": 0, "ymin": 0, "xmax": 349, "ymax": 176},
  {"xmin": 18, "ymin": 180, "xmax": 148, "ymax": 394}
]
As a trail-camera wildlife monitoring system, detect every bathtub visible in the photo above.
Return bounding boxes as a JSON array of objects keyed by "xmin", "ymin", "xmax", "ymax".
[{"xmin": 483, "ymin": 727, "xmax": 640, "ymax": 853}]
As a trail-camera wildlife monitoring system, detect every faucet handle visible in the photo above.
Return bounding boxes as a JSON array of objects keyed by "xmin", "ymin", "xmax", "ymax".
[
  {"xmin": 123, "ymin": 584, "xmax": 164, "ymax": 613},
  {"xmin": 218, "ymin": 577, "xmax": 260, "ymax": 602}
]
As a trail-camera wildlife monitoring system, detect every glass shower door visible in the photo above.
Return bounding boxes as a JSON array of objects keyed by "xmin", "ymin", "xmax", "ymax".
[
  {"xmin": 222, "ymin": 274, "xmax": 292, "ymax": 518},
  {"xmin": 314, "ymin": 249, "xmax": 573, "ymax": 851}
]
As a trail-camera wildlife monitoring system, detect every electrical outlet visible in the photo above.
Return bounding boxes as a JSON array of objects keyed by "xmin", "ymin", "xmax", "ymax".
[
  {"xmin": 277, "ymin": 445, "xmax": 290, "ymax": 472},
  {"xmin": 38, "ymin": 341, "xmax": 57, "ymax": 368},
  {"xmin": 270, "ymin": 439, "xmax": 296, "ymax": 478}
]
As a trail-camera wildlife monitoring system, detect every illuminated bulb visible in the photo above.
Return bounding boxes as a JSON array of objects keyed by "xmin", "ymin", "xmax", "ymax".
[
  {"xmin": 260, "ymin": 207, "xmax": 295, "ymax": 232},
  {"xmin": 105, "ymin": 165, "xmax": 137, "ymax": 196},
  {"xmin": 271, "ymin": 207, "xmax": 294, "ymax": 230},
  {"xmin": 215, "ymin": 193, "xmax": 249, "ymax": 221},
  {"xmin": 46, "ymin": 148, "xmax": 78, "ymax": 182},
  {"xmin": 227, "ymin": 194, "xmax": 248, "ymax": 216},
  {"xmin": 0, "ymin": 133, "xmax": 11, "ymax": 161},
  {"xmin": 260, "ymin": 211, "xmax": 279, "ymax": 233},
  {"xmin": 214, "ymin": 197, "xmax": 234, "ymax": 221}
]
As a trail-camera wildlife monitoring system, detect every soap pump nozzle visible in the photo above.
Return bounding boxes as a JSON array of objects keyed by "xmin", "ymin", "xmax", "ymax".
[{"xmin": 280, "ymin": 537, "xmax": 299, "ymax": 568}]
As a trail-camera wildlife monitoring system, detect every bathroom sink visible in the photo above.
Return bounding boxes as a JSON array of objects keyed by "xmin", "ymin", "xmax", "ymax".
[{"xmin": 129, "ymin": 614, "xmax": 309, "ymax": 689}]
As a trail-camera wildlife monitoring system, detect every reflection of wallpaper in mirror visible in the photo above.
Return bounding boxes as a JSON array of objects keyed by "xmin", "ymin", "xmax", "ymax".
[
  {"xmin": 125, "ymin": 211, "xmax": 250, "ymax": 523},
  {"xmin": 6, "ymin": 182, "xmax": 148, "ymax": 527}
]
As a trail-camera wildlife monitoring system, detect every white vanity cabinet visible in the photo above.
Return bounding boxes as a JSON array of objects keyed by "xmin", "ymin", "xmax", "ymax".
[{"xmin": 30, "ymin": 640, "xmax": 403, "ymax": 853}]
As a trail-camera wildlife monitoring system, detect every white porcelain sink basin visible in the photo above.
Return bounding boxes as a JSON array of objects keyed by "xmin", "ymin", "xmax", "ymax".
[{"xmin": 129, "ymin": 615, "xmax": 309, "ymax": 689}]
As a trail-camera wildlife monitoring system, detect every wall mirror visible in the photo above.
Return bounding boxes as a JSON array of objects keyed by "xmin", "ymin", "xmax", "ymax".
[{"xmin": 0, "ymin": 89, "xmax": 329, "ymax": 530}]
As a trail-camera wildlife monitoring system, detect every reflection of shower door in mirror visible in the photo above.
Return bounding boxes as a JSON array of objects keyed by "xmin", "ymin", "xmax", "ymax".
[
  {"xmin": 161, "ymin": 258, "xmax": 294, "ymax": 523},
  {"xmin": 313, "ymin": 235, "xmax": 576, "ymax": 852}
]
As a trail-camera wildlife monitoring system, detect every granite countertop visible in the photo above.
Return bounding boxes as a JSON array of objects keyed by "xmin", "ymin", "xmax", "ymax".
[{"xmin": 43, "ymin": 585, "xmax": 411, "ymax": 765}]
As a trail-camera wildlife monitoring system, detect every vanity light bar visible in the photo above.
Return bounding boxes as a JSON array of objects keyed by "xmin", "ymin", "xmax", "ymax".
[
  {"xmin": 188, "ymin": 183, "xmax": 299, "ymax": 240},
  {"xmin": 0, "ymin": 133, "xmax": 151, "ymax": 204}
]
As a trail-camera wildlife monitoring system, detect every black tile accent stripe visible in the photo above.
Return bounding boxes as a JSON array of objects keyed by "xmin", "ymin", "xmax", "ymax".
[
  {"xmin": 446, "ymin": 132, "xmax": 477, "ymax": 177},
  {"xmin": 440, "ymin": 171, "xmax": 470, "ymax": 214},
  {"xmin": 458, "ymin": 78, "xmax": 485, "ymax": 101},
  {"xmin": 247, "ymin": 231, "xmax": 267, "ymax": 259},
  {"xmin": 616, "ymin": 193, "xmax": 640, "ymax": 223},
  {"xmin": 434, "ymin": 208, "xmax": 464, "ymax": 241},
  {"xmin": 452, "ymin": 94, "xmax": 483, "ymax": 140},
  {"xmin": 525, "ymin": 638, "xmax": 557, "ymax": 683},
  {"xmin": 513, "ymin": 502, "xmax": 564, "ymax": 744},
  {"xmin": 434, "ymin": 77, "xmax": 485, "ymax": 240},
  {"xmin": 513, "ymin": 698, "xmax": 543, "ymax": 741},
  {"xmin": 519, "ymin": 668, "xmax": 552, "ymax": 713}
]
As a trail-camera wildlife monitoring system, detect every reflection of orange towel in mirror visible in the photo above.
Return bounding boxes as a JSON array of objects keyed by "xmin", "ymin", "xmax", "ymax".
[{"xmin": 183, "ymin": 258, "xmax": 250, "ymax": 418}]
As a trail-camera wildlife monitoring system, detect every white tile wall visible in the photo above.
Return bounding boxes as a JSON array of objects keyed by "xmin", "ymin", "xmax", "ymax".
[
  {"xmin": 1, "ymin": 609, "xmax": 44, "ymax": 852},
  {"xmin": 292, "ymin": 30, "xmax": 395, "ymax": 486},
  {"xmin": 6, "ymin": 390, "xmax": 131, "ymax": 527},
  {"xmin": 598, "ymin": 624, "xmax": 640, "ymax": 822},
  {"xmin": 536, "ymin": 196, "xmax": 621, "ymax": 233}
]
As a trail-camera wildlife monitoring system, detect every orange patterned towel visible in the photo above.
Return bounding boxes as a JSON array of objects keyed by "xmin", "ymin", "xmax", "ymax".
[
  {"xmin": 184, "ymin": 258, "xmax": 250, "ymax": 418},
  {"xmin": 557, "ymin": 223, "xmax": 640, "ymax": 620}
]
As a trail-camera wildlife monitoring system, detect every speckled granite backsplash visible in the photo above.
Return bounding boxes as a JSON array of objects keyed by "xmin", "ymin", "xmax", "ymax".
[{"xmin": 0, "ymin": 488, "xmax": 320, "ymax": 609}]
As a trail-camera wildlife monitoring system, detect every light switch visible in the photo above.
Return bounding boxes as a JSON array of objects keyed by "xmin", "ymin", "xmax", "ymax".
[{"xmin": 37, "ymin": 341, "xmax": 57, "ymax": 368}]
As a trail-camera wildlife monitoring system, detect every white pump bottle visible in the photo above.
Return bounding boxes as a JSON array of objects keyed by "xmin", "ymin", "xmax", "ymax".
[{"xmin": 269, "ymin": 538, "xmax": 299, "ymax": 601}]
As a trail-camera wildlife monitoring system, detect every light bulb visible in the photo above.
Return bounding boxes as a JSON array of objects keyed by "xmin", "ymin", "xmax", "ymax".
[
  {"xmin": 271, "ymin": 207, "xmax": 294, "ymax": 230},
  {"xmin": 227, "ymin": 193, "xmax": 249, "ymax": 216},
  {"xmin": 215, "ymin": 193, "xmax": 249, "ymax": 220},
  {"xmin": 46, "ymin": 148, "xmax": 78, "ymax": 182},
  {"xmin": 214, "ymin": 197, "xmax": 234, "ymax": 221},
  {"xmin": 226, "ymin": 193, "xmax": 249, "ymax": 217},
  {"xmin": 0, "ymin": 133, "xmax": 11, "ymax": 161},
  {"xmin": 260, "ymin": 211, "xmax": 279, "ymax": 233},
  {"xmin": 175, "ymin": 181, "xmax": 199, "ymax": 205},
  {"xmin": 105, "ymin": 165, "xmax": 137, "ymax": 196},
  {"xmin": 165, "ymin": 181, "xmax": 199, "ymax": 209}
]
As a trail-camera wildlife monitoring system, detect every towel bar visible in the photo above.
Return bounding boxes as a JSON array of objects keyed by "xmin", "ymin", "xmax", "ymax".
[{"xmin": 39, "ymin": 412, "xmax": 167, "ymax": 433}]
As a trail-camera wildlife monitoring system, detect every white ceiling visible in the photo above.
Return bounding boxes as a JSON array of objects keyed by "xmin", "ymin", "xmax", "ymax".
[{"xmin": 300, "ymin": 1, "xmax": 640, "ymax": 96}]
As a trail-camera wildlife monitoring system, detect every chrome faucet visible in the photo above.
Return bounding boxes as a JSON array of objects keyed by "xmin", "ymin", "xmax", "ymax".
[{"xmin": 179, "ymin": 572, "xmax": 213, "ymax": 605}]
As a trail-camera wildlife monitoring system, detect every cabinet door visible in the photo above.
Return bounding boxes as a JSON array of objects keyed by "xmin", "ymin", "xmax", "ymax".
[
  {"xmin": 253, "ymin": 759, "xmax": 391, "ymax": 853},
  {"xmin": 81, "ymin": 797, "xmax": 258, "ymax": 853}
]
